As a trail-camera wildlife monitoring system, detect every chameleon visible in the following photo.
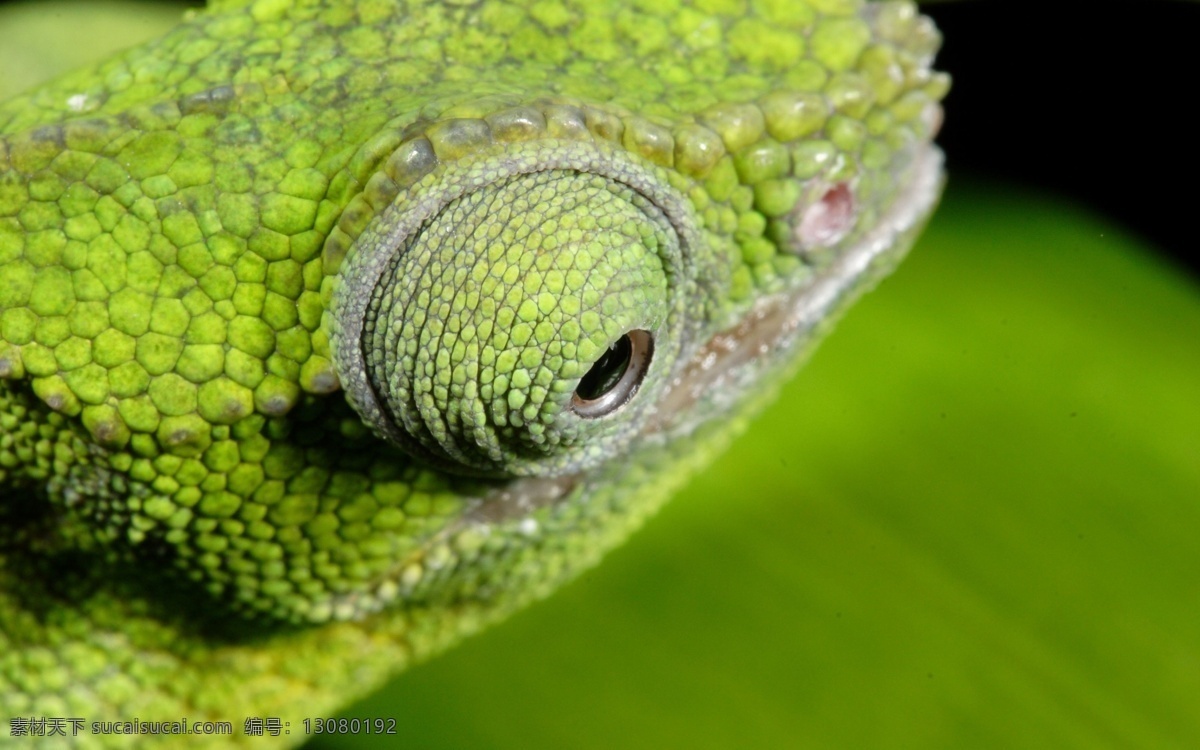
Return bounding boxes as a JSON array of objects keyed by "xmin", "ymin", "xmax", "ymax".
[{"xmin": 0, "ymin": 0, "xmax": 946, "ymax": 745}]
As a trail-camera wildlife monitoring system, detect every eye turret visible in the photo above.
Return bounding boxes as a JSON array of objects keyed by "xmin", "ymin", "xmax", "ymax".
[
  {"xmin": 331, "ymin": 128, "xmax": 704, "ymax": 478},
  {"xmin": 362, "ymin": 169, "xmax": 672, "ymax": 476}
]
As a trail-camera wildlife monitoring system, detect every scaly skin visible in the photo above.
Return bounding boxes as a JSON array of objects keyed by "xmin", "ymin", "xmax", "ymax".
[{"xmin": 0, "ymin": 0, "xmax": 946, "ymax": 745}]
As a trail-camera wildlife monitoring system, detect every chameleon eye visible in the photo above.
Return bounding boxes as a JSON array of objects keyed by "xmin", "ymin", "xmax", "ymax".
[
  {"xmin": 331, "ymin": 121, "xmax": 704, "ymax": 478},
  {"xmin": 572, "ymin": 329, "xmax": 654, "ymax": 419}
]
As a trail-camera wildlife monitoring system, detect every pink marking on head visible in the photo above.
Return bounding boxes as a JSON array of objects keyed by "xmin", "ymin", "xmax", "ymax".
[{"xmin": 795, "ymin": 183, "xmax": 856, "ymax": 251}]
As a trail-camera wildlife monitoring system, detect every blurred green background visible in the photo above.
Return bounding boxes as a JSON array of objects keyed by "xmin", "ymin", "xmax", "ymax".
[{"xmin": 2, "ymin": 2, "xmax": 1198, "ymax": 748}]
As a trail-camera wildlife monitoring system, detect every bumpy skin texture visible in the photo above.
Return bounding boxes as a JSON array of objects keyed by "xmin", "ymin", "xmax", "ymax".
[{"xmin": 0, "ymin": 0, "xmax": 946, "ymax": 745}]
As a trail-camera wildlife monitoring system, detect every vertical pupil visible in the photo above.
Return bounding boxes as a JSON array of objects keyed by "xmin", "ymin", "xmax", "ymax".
[{"xmin": 576, "ymin": 334, "xmax": 633, "ymax": 402}]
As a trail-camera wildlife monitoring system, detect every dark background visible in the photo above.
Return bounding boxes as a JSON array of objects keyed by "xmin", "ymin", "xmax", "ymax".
[{"xmin": 924, "ymin": 1, "xmax": 1198, "ymax": 279}]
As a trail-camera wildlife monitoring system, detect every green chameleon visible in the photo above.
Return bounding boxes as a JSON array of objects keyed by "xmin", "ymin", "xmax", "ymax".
[{"xmin": 1, "ymin": 0, "xmax": 946, "ymax": 745}]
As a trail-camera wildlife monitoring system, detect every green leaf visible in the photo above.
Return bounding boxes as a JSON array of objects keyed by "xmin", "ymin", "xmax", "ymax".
[
  {"xmin": 0, "ymin": 0, "xmax": 193, "ymax": 102},
  {"xmin": 320, "ymin": 184, "xmax": 1200, "ymax": 749}
]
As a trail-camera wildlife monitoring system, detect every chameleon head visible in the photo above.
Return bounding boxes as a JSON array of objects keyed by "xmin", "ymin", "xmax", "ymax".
[{"xmin": 0, "ymin": 0, "xmax": 949, "ymax": 631}]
